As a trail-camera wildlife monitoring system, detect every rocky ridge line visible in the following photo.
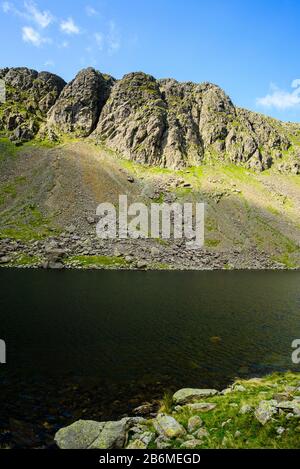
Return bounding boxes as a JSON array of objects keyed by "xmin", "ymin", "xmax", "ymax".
[{"xmin": 0, "ymin": 66, "xmax": 300, "ymax": 173}]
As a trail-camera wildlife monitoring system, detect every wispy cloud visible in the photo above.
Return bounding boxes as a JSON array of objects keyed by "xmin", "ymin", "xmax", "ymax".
[
  {"xmin": 60, "ymin": 17, "xmax": 80, "ymax": 35},
  {"xmin": 2, "ymin": 1, "xmax": 53, "ymax": 28},
  {"xmin": 22, "ymin": 25, "xmax": 50, "ymax": 46},
  {"xmin": 107, "ymin": 20, "xmax": 120, "ymax": 54},
  {"xmin": 24, "ymin": 0, "xmax": 53, "ymax": 28},
  {"xmin": 58, "ymin": 40, "xmax": 69, "ymax": 49},
  {"xmin": 1, "ymin": 1, "xmax": 11, "ymax": 13},
  {"xmin": 44, "ymin": 59, "xmax": 55, "ymax": 68},
  {"xmin": 2, "ymin": 1, "xmax": 123, "ymax": 56},
  {"xmin": 94, "ymin": 32, "xmax": 104, "ymax": 50},
  {"xmin": 257, "ymin": 80, "xmax": 300, "ymax": 110},
  {"xmin": 86, "ymin": 5, "xmax": 98, "ymax": 17}
]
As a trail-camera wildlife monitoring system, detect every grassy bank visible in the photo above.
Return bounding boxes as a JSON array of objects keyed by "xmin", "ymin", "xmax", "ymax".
[{"xmin": 133, "ymin": 372, "xmax": 300, "ymax": 449}]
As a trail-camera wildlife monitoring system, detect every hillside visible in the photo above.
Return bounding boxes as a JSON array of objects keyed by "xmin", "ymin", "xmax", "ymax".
[
  {"xmin": 0, "ymin": 67, "xmax": 300, "ymax": 269},
  {"xmin": 0, "ymin": 67, "xmax": 300, "ymax": 173}
]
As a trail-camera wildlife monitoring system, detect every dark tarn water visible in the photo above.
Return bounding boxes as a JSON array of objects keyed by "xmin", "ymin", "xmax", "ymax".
[{"xmin": 0, "ymin": 269, "xmax": 300, "ymax": 447}]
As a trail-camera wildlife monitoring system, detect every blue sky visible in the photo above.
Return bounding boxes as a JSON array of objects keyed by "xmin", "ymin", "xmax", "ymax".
[{"xmin": 0, "ymin": 0, "xmax": 300, "ymax": 122}]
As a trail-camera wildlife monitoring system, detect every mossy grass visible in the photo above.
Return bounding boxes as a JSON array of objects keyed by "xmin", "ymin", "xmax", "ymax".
[
  {"xmin": 66, "ymin": 255, "xmax": 130, "ymax": 269},
  {"xmin": 0, "ymin": 204, "xmax": 59, "ymax": 241},
  {"xmin": 156, "ymin": 372, "xmax": 300, "ymax": 449},
  {"xmin": 10, "ymin": 253, "xmax": 41, "ymax": 267}
]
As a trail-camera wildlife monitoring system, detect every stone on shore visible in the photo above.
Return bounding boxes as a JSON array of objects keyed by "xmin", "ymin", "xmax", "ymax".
[
  {"xmin": 153, "ymin": 414, "xmax": 186, "ymax": 439},
  {"xmin": 254, "ymin": 400, "xmax": 277, "ymax": 425},
  {"xmin": 185, "ymin": 402, "xmax": 217, "ymax": 412},
  {"xmin": 55, "ymin": 417, "xmax": 143, "ymax": 449},
  {"xmin": 173, "ymin": 388, "xmax": 218, "ymax": 405},
  {"xmin": 55, "ymin": 420, "xmax": 105, "ymax": 449}
]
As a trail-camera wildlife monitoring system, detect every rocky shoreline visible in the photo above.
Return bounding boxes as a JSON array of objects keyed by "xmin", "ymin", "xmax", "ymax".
[
  {"xmin": 0, "ymin": 234, "xmax": 296, "ymax": 271},
  {"xmin": 54, "ymin": 372, "xmax": 300, "ymax": 449}
]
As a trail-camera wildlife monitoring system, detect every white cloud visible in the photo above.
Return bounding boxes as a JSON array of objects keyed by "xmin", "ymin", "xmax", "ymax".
[
  {"xmin": 44, "ymin": 59, "xmax": 55, "ymax": 68},
  {"xmin": 60, "ymin": 17, "xmax": 80, "ymax": 35},
  {"xmin": 292, "ymin": 79, "xmax": 300, "ymax": 89},
  {"xmin": 86, "ymin": 5, "xmax": 98, "ymax": 17},
  {"xmin": 22, "ymin": 25, "xmax": 49, "ymax": 46},
  {"xmin": 257, "ymin": 80, "xmax": 300, "ymax": 110},
  {"xmin": 94, "ymin": 32, "xmax": 104, "ymax": 50},
  {"xmin": 2, "ymin": 1, "xmax": 53, "ymax": 28},
  {"xmin": 58, "ymin": 40, "xmax": 69, "ymax": 49},
  {"xmin": 24, "ymin": 1, "xmax": 53, "ymax": 28},
  {"xmin": 107, "ymin": 20, "xmax": 120, "ymax": 54},
  {"xmin": 2, "ymin": 1, "xmax": 11, "ymax": 13}
]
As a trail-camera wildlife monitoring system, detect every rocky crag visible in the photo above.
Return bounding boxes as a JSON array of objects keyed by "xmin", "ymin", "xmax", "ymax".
[
  {"xmin": 55, "ymin": 372, "xmax": 300, "ymax": 449},
  {"xmin": 1, "ymin": 66, "xmax": 300, "ymax": 173},
  {"xmin": 0, "ymin": 67, "xmax": 300, "ymax": 269}
]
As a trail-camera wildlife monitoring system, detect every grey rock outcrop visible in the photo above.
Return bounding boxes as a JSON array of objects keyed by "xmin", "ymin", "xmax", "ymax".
[
  {"xmin": 173, "ymin": 388, "xmax": 219, "ymax": 405},
  {"xmin": 153, "ymin": 414, "xmax": 186, "ymax": 439},
  {"xmin": 1, "ymin": 66, "xmax": 299, "ymax": 172},
  {"xmin": 254, "ymin": 400, "xmax": 278, "ymax": 425},
  {"xmin": 0, "ymin": 67, "xmax": 65, "ymax": 143},
  {"xmin": 55, "ymin": 417, "xmax": 143, "ymax": 449},
  {"xmin": 47, "ymin": 67, "xmax": 115, "ymax": 137},
  {"xmin": 92, "ymin": 72, "xmax": 298, "ymax": 171}
]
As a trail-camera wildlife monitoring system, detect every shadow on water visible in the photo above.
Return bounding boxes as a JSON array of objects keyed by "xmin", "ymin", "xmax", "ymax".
[{"xmin": 0, "ymin": 269, "xmax": 300, "ymax": 447}]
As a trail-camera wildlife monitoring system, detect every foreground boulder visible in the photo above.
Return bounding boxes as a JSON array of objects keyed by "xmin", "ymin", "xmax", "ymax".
[
  {"xmin": 254, "ymin": 400, "xmax": 278, "ymax": 425},
  {"xmin": 173, "ymin": 388, "xmax": 219, "ymax": 405},
  {"xmin": 185, "ymin": 402, "xmax": 217, "ymax": 412},
  {"xmin": 276, "ymin": 400, "xmax": 300, "ymax": 416},
  {"xmin": 153, "ymin": 414, "xmax": 186, "ymax": 439},
  {"xmin": 55, "ymin": 420, "xmax": 105, "ymax": 449},
  {"xmin": 55, "ymin": 417, "xmax": 143, "ymax": 449}
]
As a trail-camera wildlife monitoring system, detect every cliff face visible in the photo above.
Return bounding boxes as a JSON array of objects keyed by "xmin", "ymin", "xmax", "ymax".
[
  {"xmin": 0, "ymin": 67, "xmax": 65, "ymax": 143},
  {"xmin": 0, "ymin": 67, "xmax": 300, "ymax": 173},
  {"xmin": 47, "ymin": 68, "xmax": 115, "ymax": 137},
  {"xmin": 92, "ymin": 74, "xmax": 298, "ymax": 171}
]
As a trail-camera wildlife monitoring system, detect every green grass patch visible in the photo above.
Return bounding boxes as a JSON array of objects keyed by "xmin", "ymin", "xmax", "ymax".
[
  {"xmin": 67, "ymin": 255, "xmax": 129, "ymax": 268},
  {"xmin": 149, "ymin": 262, "xmax": 172, "ymax": 270},
  {"xmin": 156, "ymin": 371, "xmax": 300, "ymax": 449},
  {"xmin": 205, "ymin": 238, "xmax": 221, "ymax": 248},
  {"xmin": 10, "ymin": 254, "xmax": 41, "ymax": 267},
  {"xmin": 0, "ymin": 204, "xmax": 58, "ymax": 241},
  {"xmin": 272, "ymin": 253, "xmax": 298, "ymax": 268}
]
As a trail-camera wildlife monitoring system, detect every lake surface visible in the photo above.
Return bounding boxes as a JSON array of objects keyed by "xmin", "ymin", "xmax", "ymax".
[{"xmin": 0, "ymin": 269, "xmax": 300, "ymax": 447}]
